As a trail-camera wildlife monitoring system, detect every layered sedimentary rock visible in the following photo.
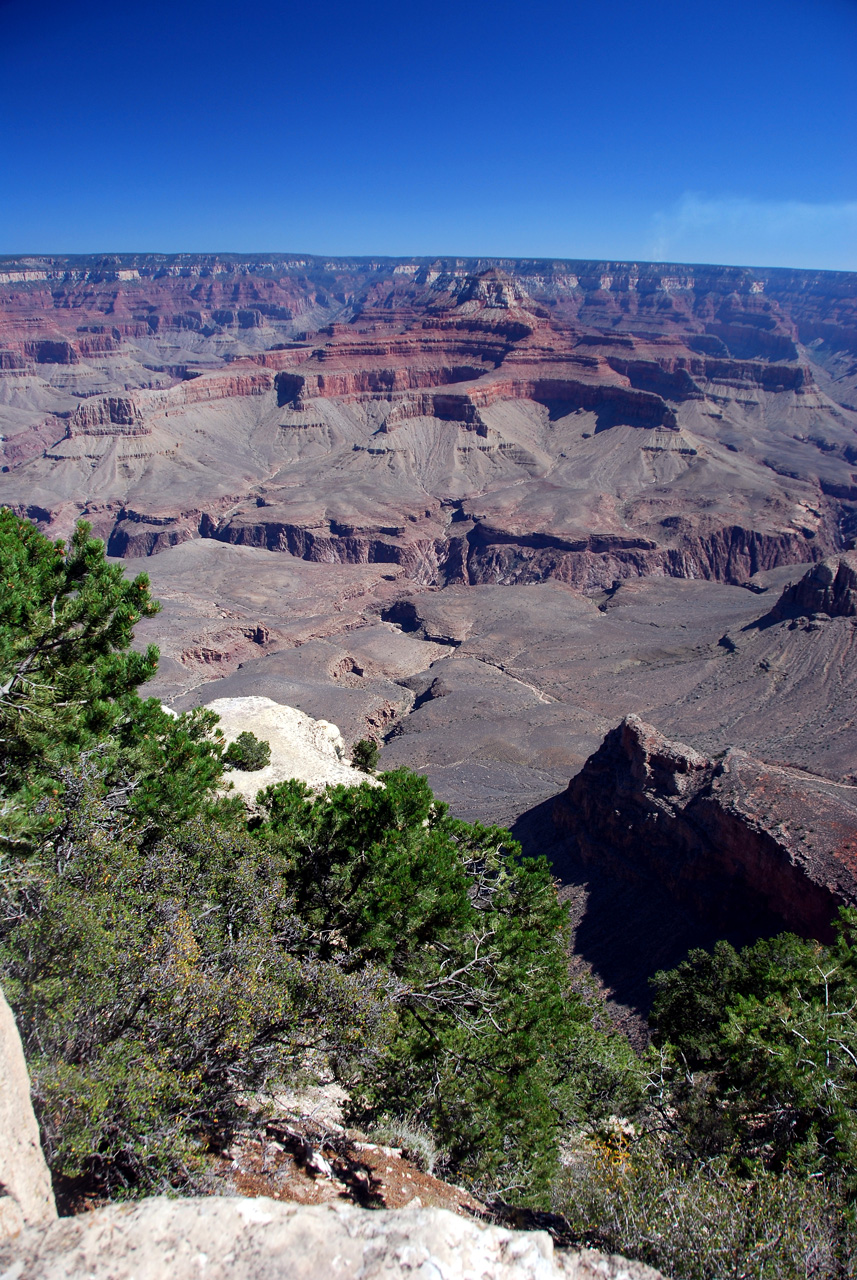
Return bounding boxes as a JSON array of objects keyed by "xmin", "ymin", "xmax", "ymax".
[
  {"xmin": 1, "ymin": 254, "xmax": 855, "ymax": 593},
  {"xmin": 769, "ymin": 551, "xmax": 857, "ymax": 619},
  {"xmin": 554, "ymin": 715, "xmax": 857, "ymax": 942},
  {"xmin": 3, "ymin": 252, "xmax": 857, "ymax": 1018},
  {"xmin": 68, "ymin": 397, "xmax": 145, "ymax": 435}
]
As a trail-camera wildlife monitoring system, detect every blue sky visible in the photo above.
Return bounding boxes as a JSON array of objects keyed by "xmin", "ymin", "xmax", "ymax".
[{"xmin": 1, "ymin": 0, "xmax": 855, "ymax": 269}]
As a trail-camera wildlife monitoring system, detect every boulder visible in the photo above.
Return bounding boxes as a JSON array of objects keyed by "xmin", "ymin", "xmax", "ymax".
[
  {"xmin": 0, "ymin": 1195, "xmax": 666, "ymax": 1280},
  {"xmin": 0, "ymin": 986, "xmax": 56, "ymax": 1240}
]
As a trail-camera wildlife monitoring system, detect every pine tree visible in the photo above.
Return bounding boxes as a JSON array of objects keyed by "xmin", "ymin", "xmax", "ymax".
[{"xmin": 0, "ymin": 511, "xmax": 228, "ymax": 845}]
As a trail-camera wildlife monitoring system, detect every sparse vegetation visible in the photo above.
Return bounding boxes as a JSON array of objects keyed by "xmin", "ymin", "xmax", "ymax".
[
  {"xmin": 367, "ymin": 1118, "xmax": 440, "ymax": 1175},
  {"xmin": 555, "ymin": 921, "xmax": 857, "ymax": 1277},
  {"xmin": 557, "ymin": 1132, "xmax": 852, "ymax": 1280}
]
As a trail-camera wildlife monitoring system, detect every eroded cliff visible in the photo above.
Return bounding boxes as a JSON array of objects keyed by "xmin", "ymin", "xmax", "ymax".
[
  {"xmin": 554, "ymin": 715, "xmax": 857, "ymax": 943},
  {"xmin": 1, "ymin": 253, "xmax": 855, "ymax": 592}
]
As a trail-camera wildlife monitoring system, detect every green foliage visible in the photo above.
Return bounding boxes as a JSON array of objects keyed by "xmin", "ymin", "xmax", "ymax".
[
  {"xmin": 112, "ymin": 700, "xmax": 234, "ymax": 830},
  {"xmin": 651, "ymin": 914, "xmax": 857, "ymax": 1188},
  {"xmin": 0, "ymin": 772, "xmax": 393, "ymax": 1196},
  {"xmin": 0, "ymin": 511, "xmax": 159, "ymax": 783},
  {"xmin": 256, "ymin": 770, "xmax": 637, "ymax": 1201},
  {"xmin": 351, "ymin": 737, "xmax": 379, "ymax": 773},
  {"xmin": 0, "ymin": 512, "xmax": 229, "ymax": 847},
  {"xmin": 556, "ymin": 918, "xmax": 857, "ymax": 1277},
  {"xmin": 550, "ymin": 910, "xmax": 857, "ymax": 1279},
  {"xmin": 257, "ymin": 771, "xmax": 472, "ymax": 967},
  {"xmin": 223, "ymin": 730, "xmax": 271, "ymax": 772}
]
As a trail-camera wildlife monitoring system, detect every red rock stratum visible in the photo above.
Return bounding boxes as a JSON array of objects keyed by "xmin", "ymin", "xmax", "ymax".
[{"xmin": 1, "ymin": 253, "xmax": 856, "ymax": 591}]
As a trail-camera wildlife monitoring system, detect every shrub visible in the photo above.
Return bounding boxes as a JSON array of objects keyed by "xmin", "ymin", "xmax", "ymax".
[
  {"xmin": 351, "ymin": 737, "xmax": 379, "ymax": 772},
  {"xmin": 0, "ymin": 770, "xmax": 393, "ymax": 1197},
  {"xmin": 256, "ymin": 770, "xmax": 640, "ymax": 1202},
  {"xmin": 223, "ymin": 731, "xmax": 271, "ymax": 771},
  {"xmin": 650, "ymin": 914, "xmax": 857, "ymax": 1188},
  {"xmin": 557, "ymin": 1132, "xmax": 853, "ymax": 1280},
  {"xmin": 368, "ymin": 1117, "xmax": 440, "ymax": 1175}
]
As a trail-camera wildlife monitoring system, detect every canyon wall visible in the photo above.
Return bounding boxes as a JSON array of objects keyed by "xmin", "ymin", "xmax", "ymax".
[
  {"xmin": 0, "ymin": 253, "xmax": 854, "ymax": 593},
  {"xmin": 554, "ymin": 714, "xmax": 857, "ymax": 943}
]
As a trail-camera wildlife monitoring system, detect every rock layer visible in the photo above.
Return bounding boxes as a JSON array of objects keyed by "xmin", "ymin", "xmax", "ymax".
[
  {"xmin": 1, "ymin": 253, "xmax": 855, "ymax": 592},
  {"xmin": 0, "ymin": 987, "xmax": 57, "ymax": 1241}
]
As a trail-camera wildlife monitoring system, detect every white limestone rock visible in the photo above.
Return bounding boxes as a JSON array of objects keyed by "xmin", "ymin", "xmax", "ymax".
[
  {"xmin": 205, "ymin": 696, "xmax": 375, "ymax": 804},
  {"xmin": 0, "ymin": 987, "xmax": 57, "ymax": 1241},
  {"xmin": 0, "ymin": 1196, "xmax": 667, "ymax": 1280}
]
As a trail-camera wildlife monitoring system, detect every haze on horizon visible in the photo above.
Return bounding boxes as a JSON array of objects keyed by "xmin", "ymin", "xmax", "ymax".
[{"xmin": 1, "ymin": 0, "xmax": 855, "ymax": 272}]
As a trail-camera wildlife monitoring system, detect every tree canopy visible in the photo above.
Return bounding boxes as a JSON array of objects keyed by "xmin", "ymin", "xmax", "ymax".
[{"xmin": 0, "ymin": 511, "xmax": 231, "ymax": 846}]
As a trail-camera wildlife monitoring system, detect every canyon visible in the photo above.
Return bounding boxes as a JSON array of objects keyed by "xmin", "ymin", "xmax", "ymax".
[{"xmin": 2, "ymin": 251, "xmax": 857, "ymax": 1012}]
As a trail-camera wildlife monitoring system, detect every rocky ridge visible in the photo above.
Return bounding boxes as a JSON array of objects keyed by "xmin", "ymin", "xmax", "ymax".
[{"xmin": 554, "ymin": 714, "xmax": 857, "ymax": 944}]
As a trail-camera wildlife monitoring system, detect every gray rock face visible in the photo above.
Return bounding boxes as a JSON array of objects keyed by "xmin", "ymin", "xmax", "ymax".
[
  {"xmin": 0, "ymin": 1196, "xmax": 666, "ymax": 1280},
  {"xmin": 770, "ymin": 552, "xmax": 857, "ymax": 619},
  {"xmin": 0, "ymin": 987, "xmax": 57, "ymax": 1240}
]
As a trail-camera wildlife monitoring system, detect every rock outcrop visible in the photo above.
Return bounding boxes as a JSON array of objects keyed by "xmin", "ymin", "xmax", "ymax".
[
  {"xmin": 68, "ymin": 397, "xmax": 145, "ymax": 435},
  {"xmin": 0, "ymin": 1196, "xmax": 666, "ymax": 1280},
  {"xmin": 0, "ymin": 987, "xmax": 56, "ymax": 1241},
  {"xmin": 205, "ymin": 696, "xmax": 372, "ymax": 803},
  {"xmin": 770, "ymin": 551, "xmax": 857, "ymax": 620},
  {"xmin": 554, "ymin": 715, "xmax": 857, "ymax": 942}
]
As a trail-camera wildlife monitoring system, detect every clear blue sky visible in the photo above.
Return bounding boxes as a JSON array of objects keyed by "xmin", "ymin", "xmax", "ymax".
[{"xmin": 1, "ymin": 0, "xmax": 855, "ymax": 270}]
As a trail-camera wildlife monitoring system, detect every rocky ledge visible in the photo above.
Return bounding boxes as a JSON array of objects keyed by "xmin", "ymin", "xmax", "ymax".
[
  {"xmin": 202, "ymin": 696, "xmax": 371, "ymax": 804},
  {"xmin": 0, "ymin": 1196, "xmax": 665, "ymax": 1280},
  {"xmin": 554, "ymin": 715, "xmax": 857, "ymax": 942}
]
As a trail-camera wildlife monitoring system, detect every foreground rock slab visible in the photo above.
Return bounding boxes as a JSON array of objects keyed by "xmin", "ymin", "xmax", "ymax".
[
  {"xmin": 0, "ymin": 988, "xmax": 57, "ymax": 1240},
  {"xmin": 0, "ymin": 1196, "xmax": 666, "ymax": 1280}
]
